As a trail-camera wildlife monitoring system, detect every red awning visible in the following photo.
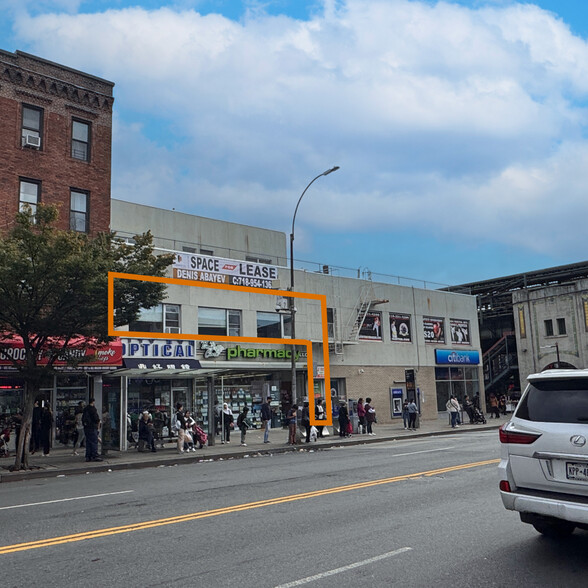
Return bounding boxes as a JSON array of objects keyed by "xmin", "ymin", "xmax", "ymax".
[{"xmin": 0, "ymin": 336, "xmax": 123, "ymax": 369}]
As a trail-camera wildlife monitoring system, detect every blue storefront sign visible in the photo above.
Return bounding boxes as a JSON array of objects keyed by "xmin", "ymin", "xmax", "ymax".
[{"xmin": 435, "ymin": 349, "xmax": 480, "ymax": 365}]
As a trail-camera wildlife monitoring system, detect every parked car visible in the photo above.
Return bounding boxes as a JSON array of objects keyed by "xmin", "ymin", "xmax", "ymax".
[{"xmin": 499, "ymin": 369, "xmax": 588, "ymax": 537}]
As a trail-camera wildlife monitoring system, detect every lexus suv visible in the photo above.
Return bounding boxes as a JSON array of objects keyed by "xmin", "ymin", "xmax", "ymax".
[{"xmin": 499, "ymin": 369, "xmax": 588, "ymax": 537}]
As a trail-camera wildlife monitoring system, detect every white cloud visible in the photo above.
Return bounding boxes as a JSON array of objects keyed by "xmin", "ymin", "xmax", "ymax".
[{"xmin": 8, "ymin": 0, "xmax": 588, "ymax": 266}]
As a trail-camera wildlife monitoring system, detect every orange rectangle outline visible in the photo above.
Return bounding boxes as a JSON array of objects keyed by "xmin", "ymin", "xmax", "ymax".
[{"xmin": 108, "ymin": 271, "xmax": 332, "ymax": 426}]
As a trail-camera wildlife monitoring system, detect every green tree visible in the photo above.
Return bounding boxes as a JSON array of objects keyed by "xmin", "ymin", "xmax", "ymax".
[{"xmin": 0, "ymin": 204, "xmax": 174, "ymax": 470}]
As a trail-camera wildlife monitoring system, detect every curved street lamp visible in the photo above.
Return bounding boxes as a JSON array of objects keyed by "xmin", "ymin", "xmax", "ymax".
[{"xmin": 289, "ymin": 166, "xmax": 340, "ymax": 408}]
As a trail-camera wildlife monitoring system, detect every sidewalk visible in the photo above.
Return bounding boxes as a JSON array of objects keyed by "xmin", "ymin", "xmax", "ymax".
[{"xmin": 0, "ymin": 414, "xmax": 504, "ymax": 483}]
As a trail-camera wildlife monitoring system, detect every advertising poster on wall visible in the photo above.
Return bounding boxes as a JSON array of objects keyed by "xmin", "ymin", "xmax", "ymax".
[
  {"xmin": 359, "ymin": 311, "xmax": 383, "ymax": 340},
  {"xmin": 389, "ymin": 313, "xmax": 412, "ymax": 342},
  {"xmin": 423, "ymin": 316, "xmax": 445, "ymax": 344},
  {"xmin": 449, "ymin": 318, "xmax": 470, "ymax": 345}
]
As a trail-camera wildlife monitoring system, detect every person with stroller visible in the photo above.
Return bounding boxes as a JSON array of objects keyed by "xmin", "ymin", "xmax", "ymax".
[
  {"xmin": 221, "ymin": 403, "xmax": 234, "ymax": 444},
  {"xmin": 463, "ymin": 395, "xmax": 475, "ymax": 424},
  {"xmin": 138, "ymin": 410, "xmax": 157, "ymax": 452},
  {"xmin": 183, "ymin": 410, "xmax": 197, "ymax": 451}
]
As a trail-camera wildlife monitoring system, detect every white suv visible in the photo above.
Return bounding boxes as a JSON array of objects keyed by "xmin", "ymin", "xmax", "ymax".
[{"xmin": 499, "ymin": 369, "xmax": 588, "ymax": 537}]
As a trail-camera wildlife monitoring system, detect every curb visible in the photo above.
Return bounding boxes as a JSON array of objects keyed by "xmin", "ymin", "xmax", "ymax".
[{"xmin": 0, "ymin": 424, "xmax": 502, "ymax": 483}]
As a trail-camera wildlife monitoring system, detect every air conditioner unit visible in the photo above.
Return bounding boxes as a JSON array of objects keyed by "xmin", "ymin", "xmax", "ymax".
[
  {"xmin": 23, "ymin": 134, "xmax": 41, "ymax": 148},
  {"xmin": 165, "ymin": 327, "xmax": 180, "ymax": 334}
]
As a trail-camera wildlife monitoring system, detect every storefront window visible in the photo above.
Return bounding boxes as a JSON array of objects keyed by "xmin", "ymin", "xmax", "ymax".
[
  {"xmin": 435, "ymin": 366, "xmax": 479, "ymax": 411},
  {"xmin": 55, "ymin": 374, "xmax": 88, "ymax": 447},
  {"xmin": 127, "ymin": 378, "xmax": 192, "ymax": 434}
]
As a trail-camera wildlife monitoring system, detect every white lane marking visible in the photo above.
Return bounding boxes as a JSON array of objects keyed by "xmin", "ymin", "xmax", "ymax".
[
  {"xmin": 274, "ymin": 547, "xmax": 413, "ymax": 587},
  {"xmin": 0, "ymin": 490, "xmax": 134, "ymax": 510},
  {"xmin": 392, "ymin": 447, "xmax": 454, "ymax": 457}
]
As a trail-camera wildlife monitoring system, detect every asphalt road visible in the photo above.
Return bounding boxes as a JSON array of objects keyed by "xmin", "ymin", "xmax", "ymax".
[{"xmin": 1, "ymin": 430, "xmax": 587, "ymax": 587}]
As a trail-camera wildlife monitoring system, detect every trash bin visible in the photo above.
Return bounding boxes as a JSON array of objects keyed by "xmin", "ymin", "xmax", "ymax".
[{"xmin": 350, "ymin": 414, "xmax": 359, "ymax": 434}]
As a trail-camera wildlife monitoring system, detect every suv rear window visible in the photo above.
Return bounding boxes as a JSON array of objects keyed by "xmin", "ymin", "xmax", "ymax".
[{"xmin": 516, "ymin": 378, "xmax": 588, "ymax": 423}]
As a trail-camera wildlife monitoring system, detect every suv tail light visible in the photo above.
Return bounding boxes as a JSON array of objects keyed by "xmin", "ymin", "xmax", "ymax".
[
  {"xmin": 499, "ymin": 480, "xmax": 511, "ymax": 492},
  {"xmin": 499, "ymin": 424, "xmax": 542, "ymax": 444}
]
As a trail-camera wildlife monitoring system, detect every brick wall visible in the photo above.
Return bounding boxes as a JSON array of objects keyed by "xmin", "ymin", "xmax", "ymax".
[
  {"xmin": 0, "ymin": 50, "xmax": 114, "ymax": 236},
  {"xmin": 331, "ymin": 365, "xmax": 438, "ymax": 423}
]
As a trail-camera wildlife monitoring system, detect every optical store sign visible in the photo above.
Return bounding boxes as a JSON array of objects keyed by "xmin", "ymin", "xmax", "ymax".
[{"xmin": 173, "ymin": 253, "xmax": 278, "ymax": 289}]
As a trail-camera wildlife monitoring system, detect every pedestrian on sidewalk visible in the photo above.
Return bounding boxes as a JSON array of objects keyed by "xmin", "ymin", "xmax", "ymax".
[
  {"xmin": 261, "ymin": 396, "xmax": 272, "ymax": 443},
  {"xmin": 174, "ymin": 403, "xmax": 186, "ymax": 454},
  {"xmin": 138, "ymin": 410, "xmax": 157, "ymax": 453},
  {"xmin": 40, "ymin": 405, "xmax": 53, "ymax": 456},
  {"xmin": 446, "ymin": 395, "xmax": 460, "ymax": 428},
  {"xmin": 72, "ymin": 401, "xmax": 85, "ymax": 456},
  {"xmin": 365, "ymin": 397, "xmax": 376, "ymax": 435},
  {"xmin": 357, "ymin": 398, "xmax": 366, "ymax": 434},
  {"xmin": 302, "ymin": 402, "xmax": 311, "ymax": 443},
  {"xmin": 407, "ymin": 398, "xmax": 418, "ymax": 430},
  {"xmin": 488, "ymin": 394, "xmax": 500, "ymax": 419},
  {"xmin": 287, "ymin": 404, "xmax": 298, "ymax": 445},
  {"xmin": 464, "ymin": 395, "xmax": 475, "ymax": 424},
  {"xmin": 221, "ymin": 403, "xmax": 234, "ymax": 444},
  {"xmin": 82, "ymin": 398, "xmax": 102, "ymax": 462},
  {"xmin": 316, "ymin": 399, "xmax": 325, "ymax": 438},
  {"xmin": 402, "ymin": 400, "xmax": 410, "ymax": 430},
  {"xmin": 237, "ymin": 407, "xmax": 252, "ymax": 446},
  {"xmin": 338, "ymin": 400, "xmax": 350, "ymax": 437}
]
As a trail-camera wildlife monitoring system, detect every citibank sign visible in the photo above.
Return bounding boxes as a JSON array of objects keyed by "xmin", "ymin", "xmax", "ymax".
[{"xmin": 435, "ymin": 349, "xmax": 480, "ymax": 365}]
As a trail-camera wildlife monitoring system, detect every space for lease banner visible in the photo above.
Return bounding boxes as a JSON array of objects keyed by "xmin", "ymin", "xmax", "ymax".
[{"xmin": 173, "ymin": 253, "xmax": 278, "ymax": 289}]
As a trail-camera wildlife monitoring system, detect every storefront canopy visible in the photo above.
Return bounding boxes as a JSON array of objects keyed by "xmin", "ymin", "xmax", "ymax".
[{"xmin": 112, "ymin": 357, "xmax": 202, "ymax": 376}]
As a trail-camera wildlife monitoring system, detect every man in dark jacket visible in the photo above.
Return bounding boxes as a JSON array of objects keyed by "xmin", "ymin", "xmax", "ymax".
[
  {"xmin": 260, "ymin": 396, "xmax": 272, "ymax": 444},
  {"xmin": 82, "ymin": 398, "xmax": 101, "ymax": 462}
]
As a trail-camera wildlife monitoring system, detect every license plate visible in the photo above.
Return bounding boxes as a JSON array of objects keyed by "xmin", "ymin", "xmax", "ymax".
[{"xmin": 566, "ymin": 462, "xmax": 588, "ymax": 481}]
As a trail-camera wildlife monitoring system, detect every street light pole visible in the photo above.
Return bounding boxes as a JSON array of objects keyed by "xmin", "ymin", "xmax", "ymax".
[{"xmin": 289, "ymin": 166, "xmax": 339, "ymax": 408}]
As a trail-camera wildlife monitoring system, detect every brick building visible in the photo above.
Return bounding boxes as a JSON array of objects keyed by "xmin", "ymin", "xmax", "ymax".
[{"xmin": 0, "ymin": 49, "xmax": 114, "ymax": 235}]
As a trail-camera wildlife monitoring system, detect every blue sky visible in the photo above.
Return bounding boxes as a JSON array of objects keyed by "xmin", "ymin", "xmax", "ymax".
[{"xmin": 3, "ymin": 0, "xmax": 588, "ymax": 286}]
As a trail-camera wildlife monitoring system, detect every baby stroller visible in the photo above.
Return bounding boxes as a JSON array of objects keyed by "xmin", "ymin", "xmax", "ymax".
[
  {"xmin": 192, "ymin": 425, "xmax": 208, "ymax": 449},
  {"xmin": 0, "ymin": 428, "xmax": 10, "ymax": 457},
  {"xmin": 472, "ymin": 406, "xmax": 487, "ymax": 424}
]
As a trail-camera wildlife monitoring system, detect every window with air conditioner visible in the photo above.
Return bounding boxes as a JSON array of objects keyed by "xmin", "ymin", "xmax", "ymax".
[
  {"xmin": 129, "ymin": 304, "xmax": 181, "ymax": 333},
  {"xmin": 21, "ymin": 104, "xmax": 43, "ymax": 148},
  {"xmin": 198, "ymin": 308, "xmax": 241, "ymax": 337},
  {"xmin": 19, "ymin": 179, "xmax": 40, "ymax": 217},
  {"xmin": 70, "ymin": 189, "xmax": 89, "ymax": 233},
  {"xmin": 71, "ymin": 119, "xmax": 91, "ymax": 161}
]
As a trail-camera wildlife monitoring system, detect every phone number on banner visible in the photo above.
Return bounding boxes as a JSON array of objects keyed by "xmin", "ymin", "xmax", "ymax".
[{"xmin": 231, "ymin": 276, "xmax": 273, "ymax": 289}]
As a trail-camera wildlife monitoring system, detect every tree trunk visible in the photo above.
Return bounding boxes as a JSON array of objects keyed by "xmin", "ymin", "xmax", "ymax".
[{"xmin": 12, "ymin": 380, "xmax": 36, "ymax": 470}]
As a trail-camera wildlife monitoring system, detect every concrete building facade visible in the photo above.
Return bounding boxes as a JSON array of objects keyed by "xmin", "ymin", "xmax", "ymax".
[{"xmin": 110, "ymin": 201, "xmax": 483, "ymax": 442}]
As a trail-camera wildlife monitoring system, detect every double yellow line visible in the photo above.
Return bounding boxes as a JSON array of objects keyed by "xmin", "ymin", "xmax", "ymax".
[{"xmin": 0, "ymin": 458, "xmax": 498, "ymax": 555}]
